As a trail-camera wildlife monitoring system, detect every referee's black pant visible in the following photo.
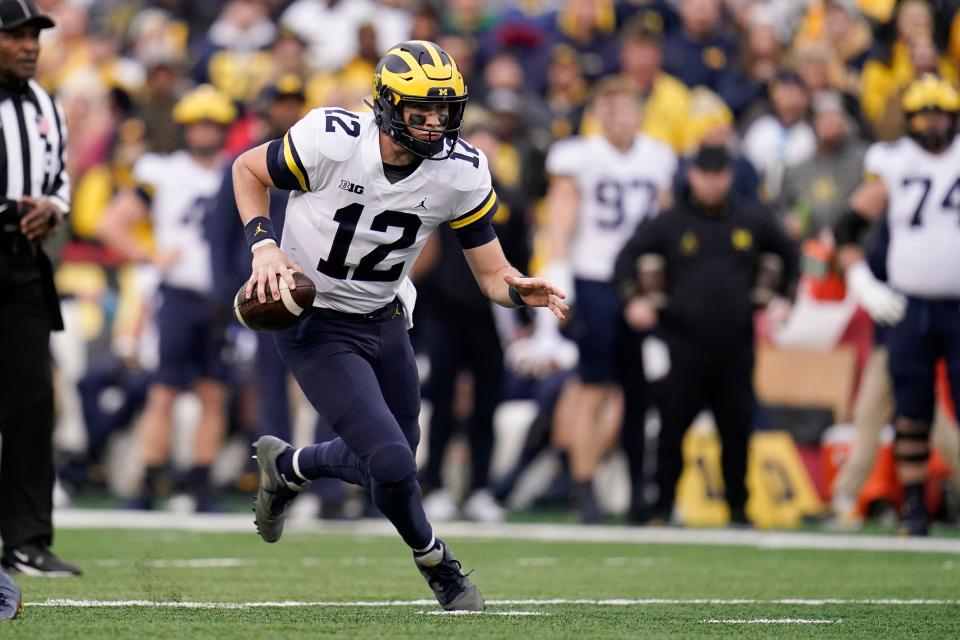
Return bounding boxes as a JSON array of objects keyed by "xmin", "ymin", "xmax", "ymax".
[
  {"xmin": 652, "ymin": 335, "xmax": 754, "ymax": 517},
  {"xmin": 0, "ymin": 275, "xmax": 55, "ymax": 552}
]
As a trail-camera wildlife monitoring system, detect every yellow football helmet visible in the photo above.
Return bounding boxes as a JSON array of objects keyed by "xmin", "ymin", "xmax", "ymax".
[
  {"xmin": 902, "ymin": 74, "xmax": 959, "ymax": 152},
  {"xmin": 173, "ymin": 84, "xmax": 237, "ymax": 126},
  {"xmin": 371, "ymin": 40, "xmax": 468, "ymax": 159},
  {"xmin": 902, "ymin": 74, "xmax": 960, "ymax": 114}
]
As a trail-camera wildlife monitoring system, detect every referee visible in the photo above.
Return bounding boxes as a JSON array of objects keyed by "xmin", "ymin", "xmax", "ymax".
[{"xmin": 0, "ymin": 1, "xmax": 80, "ymax": 576}]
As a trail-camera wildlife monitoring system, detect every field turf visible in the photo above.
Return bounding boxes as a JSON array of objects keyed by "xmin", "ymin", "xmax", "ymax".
[{"xmin": 6, "ymin": 527, "xmax": 959, "ymax": 638}]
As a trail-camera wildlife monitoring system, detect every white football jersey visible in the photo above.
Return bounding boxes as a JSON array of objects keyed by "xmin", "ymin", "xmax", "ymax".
[
  {"xmin": 275, "ymin": 109, "xmax": 497, "ymax": 313},
  {"xmin": 546, "ymin": 134, "xmax": 676, "ymax": 281},
  {"xmin": 134, "ymin": 151, "xmax": 224, "ymax": 293},
  {"xmin": 865, "ymin": 136, "xmax": 960, "ymax": 298}
]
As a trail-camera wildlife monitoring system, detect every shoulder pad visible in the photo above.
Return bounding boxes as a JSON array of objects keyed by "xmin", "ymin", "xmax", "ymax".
[
  {"xmin": 440, "ymin": 139, "xmax": 491, "ymax": 194},
  {"xmin": 303, "ymin": 108, "xmax": 368, "ymax": 163}
]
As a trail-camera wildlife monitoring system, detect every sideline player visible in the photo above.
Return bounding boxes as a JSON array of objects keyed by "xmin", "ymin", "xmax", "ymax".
[
  {"xmin": 542, "ymin": 76, "xmax": 676, "ymax": 522},
  {"xmin": 836, "ymin": 74, "xmax": 960, "ymax": 535},
  {"xmin": 233, "ymin": 41, "xmax": 567, "ymax": 610},
  {"xmin": 99, "ymin": 85, "xmax": 236, "ymax": 511}
]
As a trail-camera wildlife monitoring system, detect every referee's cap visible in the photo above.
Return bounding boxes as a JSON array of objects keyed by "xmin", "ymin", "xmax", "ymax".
[{"xmin": 0, "ymin": 0, "xmax": 55, "ymax": 31}]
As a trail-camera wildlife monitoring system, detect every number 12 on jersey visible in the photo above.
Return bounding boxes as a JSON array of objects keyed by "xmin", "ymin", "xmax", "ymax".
[{"xmin": 316, "ymin": 203, "xmax": 423, "ymax": 282}]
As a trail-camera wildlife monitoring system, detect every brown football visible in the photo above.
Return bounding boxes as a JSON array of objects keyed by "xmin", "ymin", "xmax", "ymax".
[{"xmin": 234, "ymin": 271, "xmax": 316, "ymax": 332}]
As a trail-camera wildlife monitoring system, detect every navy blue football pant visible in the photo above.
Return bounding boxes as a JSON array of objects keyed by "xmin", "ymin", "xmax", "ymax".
[
  {"xmin": 886, "ymin": 297, "xmax": 960, "ymax": 423},
  {"xmin": 420, "ymin": 307, "xmax": 502, "ymax": 493},
  {"xmin": 274, "ymin": 303, "xmax": 431, "ymax": 549}
]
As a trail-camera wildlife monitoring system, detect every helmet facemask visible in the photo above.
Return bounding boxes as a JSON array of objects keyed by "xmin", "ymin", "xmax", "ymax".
[{"xmin": 907, "ymin": 108, "xmax": 957, "ymax": 153}]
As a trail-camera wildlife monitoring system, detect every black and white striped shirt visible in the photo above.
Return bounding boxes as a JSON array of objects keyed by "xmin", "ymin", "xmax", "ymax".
[{"xmin": 0, "ymin": 78, "xmax": 69, "ymax": 213}]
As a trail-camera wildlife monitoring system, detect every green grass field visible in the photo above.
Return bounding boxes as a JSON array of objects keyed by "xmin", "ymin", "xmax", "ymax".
[{"xmin": 6, "ymin": 526, "xmax": 959, "ymax": 639}]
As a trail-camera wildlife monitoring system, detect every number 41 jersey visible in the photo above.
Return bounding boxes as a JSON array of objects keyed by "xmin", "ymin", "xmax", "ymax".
[
  {"xmin": 865, "ymin": 136, "xmax": 960, "ymax": 298},
  {"xmin": 268, "ymin": 109, "xmax": 498, "ymax": 313}
]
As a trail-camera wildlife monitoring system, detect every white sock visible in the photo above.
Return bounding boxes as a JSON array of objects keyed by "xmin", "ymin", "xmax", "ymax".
[
  {"xmin": 413, "ymin": 535, "xmax": 437, "ymax": 556},
  {"xmin": 291, "ymin": 448, "xmax": 307, "ymax": 482}
]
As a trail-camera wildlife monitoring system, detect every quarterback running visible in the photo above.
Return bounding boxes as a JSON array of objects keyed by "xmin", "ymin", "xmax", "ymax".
[{"xmin": 232, "ymin": 40, "xmax": 567, "ymax": 610}]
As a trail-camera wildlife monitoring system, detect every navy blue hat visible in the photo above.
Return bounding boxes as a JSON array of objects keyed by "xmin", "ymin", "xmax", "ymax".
[
  {"xmin": 692, "ymin": 145, "xmax": 733, "ymax": 172},
  {"xmin": 0, "ymin": 0, "xmax": 54, "ymax": 31}
]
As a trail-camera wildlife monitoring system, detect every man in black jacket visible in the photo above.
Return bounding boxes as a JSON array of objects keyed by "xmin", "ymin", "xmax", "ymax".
[{"xmin": 614, "ymin": 145, "xmax": 797, "ymax": 525}]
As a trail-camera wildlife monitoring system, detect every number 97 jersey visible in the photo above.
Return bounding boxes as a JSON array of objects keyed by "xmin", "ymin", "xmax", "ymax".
[
  {"xmin": 865, "ymin": 136, "xmax": 960, "ymax": 298},
  {"xmin": 265, "ymin": 109, "xmax": 499, "ymax": 313},
  {"xmin": 546, "ymin": 134, "xmax": 677, "ymax": 281}
]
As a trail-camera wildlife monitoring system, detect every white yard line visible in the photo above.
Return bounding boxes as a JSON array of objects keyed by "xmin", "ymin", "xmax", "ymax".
[
  {"xmin": 704, "ymin": 618, "xmax": 841, "ymax": 624},
  {"xmin": 417, "ymin": 611, "xmax": 547, "ymax": 616},
  {"xmin": 26, "ymin": 598, "xmax": 960, "ymax": 609},
  {"xmin": 52, "ymin": 508, "xmax": 960, "ymax": 554}
]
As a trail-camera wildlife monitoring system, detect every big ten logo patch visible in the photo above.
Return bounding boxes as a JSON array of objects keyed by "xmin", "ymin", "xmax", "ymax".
[
  {"xmin": 676, "ymin": 419, "xmax": 823, "ymax": 528},
  {"xmin": 338, "ymin": 180, "xmax": 364, "ymax": 194}
]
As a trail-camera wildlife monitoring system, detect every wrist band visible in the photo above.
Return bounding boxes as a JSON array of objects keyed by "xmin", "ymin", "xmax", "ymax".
[
  {"xmin": 245, "ymin": 216, "xmax": 277, "ymax": 251},
  {"xmin": 508, "ymin": 286, "xmax": 526, "ymax": 307}
]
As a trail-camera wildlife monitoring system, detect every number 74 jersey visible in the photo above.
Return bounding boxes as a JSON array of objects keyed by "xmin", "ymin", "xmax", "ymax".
[
  {"xmin": 865, "ymin": 136, "xmax": 960, "ymax": 298},
  {"xmin": 268, "ymin": 109, "xmax": 498, "ymax": 313}
]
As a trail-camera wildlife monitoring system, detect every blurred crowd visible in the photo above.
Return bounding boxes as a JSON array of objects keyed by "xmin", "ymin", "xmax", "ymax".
[{"xmin": 34, "ymin": 0, "xmax": 960, "ymax": 527}]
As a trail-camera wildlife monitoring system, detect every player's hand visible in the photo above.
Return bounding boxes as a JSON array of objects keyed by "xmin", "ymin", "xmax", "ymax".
[
  {"xmin": 624, "ymin": 296, "xmax": 657, "ymax": 331},
  {"xmin": 19, "ymin": 196, "xmax": 63, "ymax": 241},
  {"xmin": 846, "ymin": 261, "xmax": 906, "ymax": 325},
  {"xmin": 539, "ymin": 261, "xmax": 575, "ymax": 305},
  {"xmin": 247, "ymin": 242, "xmax": 300, "ymax": 303},
  {"xmin": 504, "ymin": 273, "xmax": 569, "ymax": 320}
]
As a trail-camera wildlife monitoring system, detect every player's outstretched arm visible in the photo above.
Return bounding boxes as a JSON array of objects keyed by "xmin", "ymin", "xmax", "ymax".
[
  {"xmin": 463, "ymin": 239, "xmax": 569, "ymax": 320},
  {"xmin": 834, "ymin": 177, "xmax": 904, "ymax": 325},
  {"xmin": 233, "ymin": 143, "xmax": 301, "ymax": 303}
]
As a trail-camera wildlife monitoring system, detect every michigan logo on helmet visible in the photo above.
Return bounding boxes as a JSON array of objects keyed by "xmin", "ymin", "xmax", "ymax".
[
  {"xmin": 902, "ymin": 74, "xmax": 960, "ymax": 153},
  {"xmin": 371, "ymin": 40, "xmax": 468, "ymax": 159},
  {"xmin": 173, "ymin": 84, "xmax": 237, "ymax": 126}
]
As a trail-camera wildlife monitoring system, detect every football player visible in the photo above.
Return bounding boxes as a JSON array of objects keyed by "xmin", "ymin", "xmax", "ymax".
[
  {"xmin": 99, "ymin": 85, "xmax": 236, "ymax": 512},
  {"xmin": 233, "ymin": 41, "xmax": 567, "ymax": 611},
  {"xmin": 836, "ymin": 74, "xmax": 960, "ymax": 535},
  {"xmin": 541, "ymin": 75, "xmax": 677, "ymax": 522}
]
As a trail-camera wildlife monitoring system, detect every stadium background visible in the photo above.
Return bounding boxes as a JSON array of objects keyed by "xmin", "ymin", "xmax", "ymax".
[{"xmin": 27, "ymin": 0, "xmax": 960, "ymax": 530}]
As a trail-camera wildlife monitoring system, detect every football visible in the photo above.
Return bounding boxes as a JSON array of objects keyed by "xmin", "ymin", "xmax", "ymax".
[{"xmin": 234, "ymin": 271, "xmax": 316, "ymax": 332}]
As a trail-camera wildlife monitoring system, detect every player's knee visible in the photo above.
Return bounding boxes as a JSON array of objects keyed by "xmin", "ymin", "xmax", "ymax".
[{"xmin": 367, "ymin": 442, "xmax": 417, "ymax": 484}]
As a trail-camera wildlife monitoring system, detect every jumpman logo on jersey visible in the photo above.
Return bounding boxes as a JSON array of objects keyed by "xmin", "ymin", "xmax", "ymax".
[
  {"xmin": 254, "ymin": 222, "xmax": 268, "ymax": 236},
  {"xmin": 414, "ymin": 196, "xmax": 428, "ymax": 210}
]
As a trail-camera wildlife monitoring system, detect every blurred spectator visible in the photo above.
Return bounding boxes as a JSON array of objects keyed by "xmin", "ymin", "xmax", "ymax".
[
  {"xmin": 614, "ymin": 145, "xmax": 797, "ymax": 526},
  {"xmin": 97, "ymin": 86, "xmax": 236, "ymax": 512},
  {"xmin": 136, "ymin": 56, "xmax": 186, "ymax": 153},
  {"xmin": 675, "ymin": 87, "xmax": 760, "ymax": 200},
  {"xmin": 545, "ymin": 0, "xmax": 621, "ymax": 84},
  {"xmin": 860, "ymin": 0, "xmax": 958, "ymax": 135},
  {"xmin": 662, "ymin": 0, "xmax": 739, "ymax": 106},
  {"xmin": 409, "ymin": 2, "xmax": 441, "ymax": 42},
  {"xmin": 793, "ymin": 0, "xmax": 872, "ymax": 89},
  {"xmin": 742, "ymin": 70, "xmax": 816, "ymax": 203},
  {"xmin": 280, "ymin": 0, "xmax": 410, "ymax": 72},
  {"xmin": 441, "ymin": 0, "xmax": 498, "ymax": 38},
  {"xmin": 778, "ymin": 90, "xmax": 867, "ymax": 241},
  {"xmin": 618, "ymin": 21, "xmax": 690, "ymax": 152},
  {"xmin": 269, "ymin": 28, "xmax": 310, "ymax": 81},
  {"xmin": 543, "ymin": 77, "xmax": 676, "ymax": 522},
  {"xmin": 192, "ymin": 0, "xmax": 276, "ymax": 103},
  {"xmin": 305, "ymin": 20, "xmax": 384, "ymax": 109},
  {"xmin": 543, "ymin": 43, "xmax": 589, "ymax": 140},
  {"xmin": 872, "ymin": 34, "xmax": 945, "ymax": 140}
]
